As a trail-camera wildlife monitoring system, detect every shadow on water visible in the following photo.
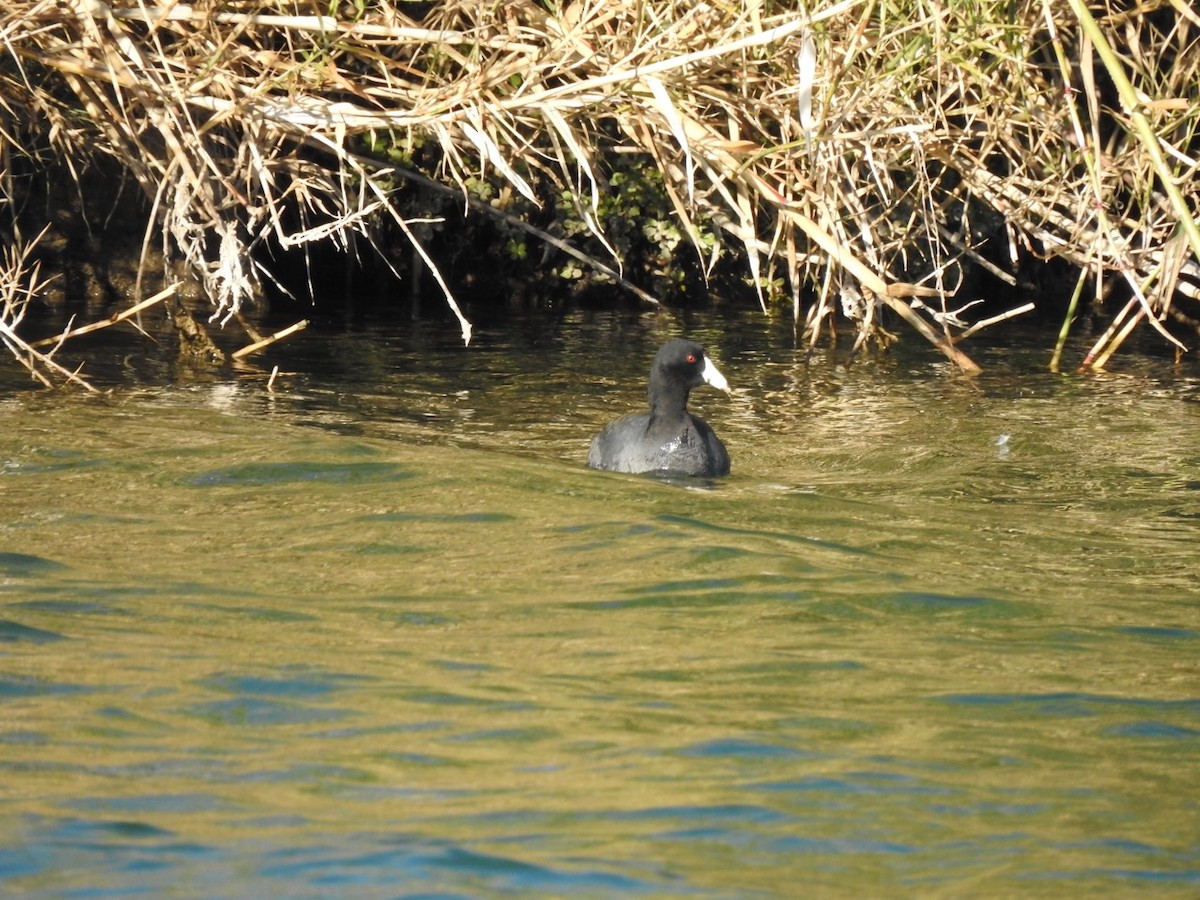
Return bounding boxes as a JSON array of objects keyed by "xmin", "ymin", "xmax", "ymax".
[{"xmin": 1, "ymin": 309, "xmax": 1199, "ymax": 895}]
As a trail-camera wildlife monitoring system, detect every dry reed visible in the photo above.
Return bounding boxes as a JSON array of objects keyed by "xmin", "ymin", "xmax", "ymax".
[{"xmin": 1, "ymin": 0, "xmax": 1197, "ymax": 386}]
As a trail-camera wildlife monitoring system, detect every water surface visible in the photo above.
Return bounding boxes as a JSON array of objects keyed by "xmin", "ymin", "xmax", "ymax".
[{"xmin": 2, "ymin": 312, "xmax": 1198, "ymax": 895}]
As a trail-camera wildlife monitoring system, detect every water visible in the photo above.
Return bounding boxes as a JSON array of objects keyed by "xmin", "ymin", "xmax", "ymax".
[{"xmin": 2, "ymin": 311, "xmax": 1199, "ymax": 896}]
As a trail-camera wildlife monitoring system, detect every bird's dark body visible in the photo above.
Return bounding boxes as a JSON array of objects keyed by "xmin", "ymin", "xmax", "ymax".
[
  {"xmin": 587, "ymin": 339, "xmax": 730, "ymax": 477},
  {"xmin": 587, "ymin": 413, "xmax": 728, "ymax": 477}
]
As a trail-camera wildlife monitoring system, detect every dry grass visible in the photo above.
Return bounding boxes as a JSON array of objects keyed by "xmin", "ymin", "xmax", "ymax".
[
  {"xmin": 0, "ymin": 222, "xmax": 102, "ymax": 390},
  {"xmin": 1, "ymin": 0, "xmax": 1197, "ymax": 385}
]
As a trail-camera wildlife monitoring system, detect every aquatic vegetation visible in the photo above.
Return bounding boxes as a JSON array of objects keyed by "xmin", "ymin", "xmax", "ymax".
[{"xmin": 0, "ymin": 0, "xmax": 1197, "ymax": 385}]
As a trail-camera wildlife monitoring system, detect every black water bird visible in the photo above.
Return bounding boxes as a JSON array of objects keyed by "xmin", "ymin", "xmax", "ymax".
[{"xmin": 587, "ymin": 339, "xmax": 731, "ymax": 477}]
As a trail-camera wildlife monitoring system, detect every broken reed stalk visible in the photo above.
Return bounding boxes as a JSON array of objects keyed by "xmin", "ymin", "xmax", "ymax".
[
  {"xmin": 231, "ymin": 319, "xmax": 309, "ymax": 360},
  {"xmin": 29, "ymin": 283, "xmax": 179, "ymax": 349},
  {"xmin": 0, "ymin": 0, "xmax": 1196, "ymax": 382}
]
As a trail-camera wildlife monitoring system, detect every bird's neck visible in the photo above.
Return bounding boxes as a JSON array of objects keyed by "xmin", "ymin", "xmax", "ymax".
[{"xmin": 648, "ymin": 375, "xmax": 690, "ymax": 423}]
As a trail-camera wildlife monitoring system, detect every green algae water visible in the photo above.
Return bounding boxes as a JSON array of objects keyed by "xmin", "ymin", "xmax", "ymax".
[{"xmin": 1, "ymin": 313, "xmax": 1198, "ymax": 896}]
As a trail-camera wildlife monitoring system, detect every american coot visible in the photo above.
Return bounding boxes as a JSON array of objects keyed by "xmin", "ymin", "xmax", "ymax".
[{"xmin": 588, "ymin": 339, "xmax": 731, "ymax": 477}]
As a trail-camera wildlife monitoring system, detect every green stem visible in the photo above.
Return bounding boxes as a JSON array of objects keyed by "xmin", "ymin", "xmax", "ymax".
[{"xmin": 1050, "ymin": 266, "xmax": 1088, "ymax": 373}]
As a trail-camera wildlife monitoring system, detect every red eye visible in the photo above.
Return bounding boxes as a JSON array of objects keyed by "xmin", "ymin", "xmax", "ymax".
[{"xmin": 686, "ymin": 354, "xmax": 697, "ymax": 363}]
